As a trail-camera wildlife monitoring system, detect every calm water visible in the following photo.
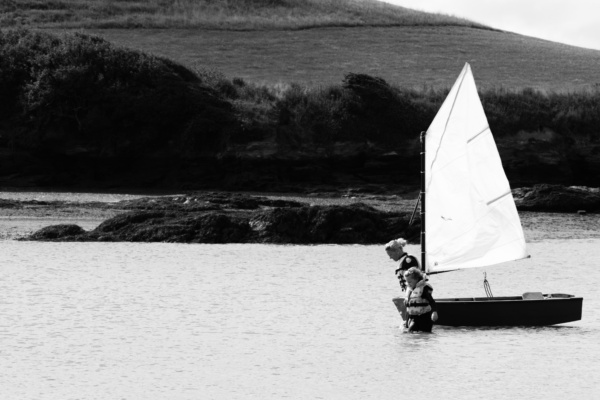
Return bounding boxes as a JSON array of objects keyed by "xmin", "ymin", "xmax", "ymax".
[{"xmin": 0, "ymin": 239, "xmax": 598, "ymax": 400}]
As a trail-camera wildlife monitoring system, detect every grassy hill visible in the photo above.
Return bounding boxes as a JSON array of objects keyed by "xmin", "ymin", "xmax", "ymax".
[
  {"xmin": 88, "ymin": 27, "xmax": 600, "ymax": 92},
  {"xmin": 3, "ymin": 0, "xmax": 600, "ymax": 92},
  {"xmin": 1, "ymin": 0, "xmax": 487, "ymax": 30}
]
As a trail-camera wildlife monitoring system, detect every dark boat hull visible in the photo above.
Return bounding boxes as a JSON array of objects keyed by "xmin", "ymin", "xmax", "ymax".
[{"xmin": 392, "ymin": 294, "xmax": 583, "ymax": 326}]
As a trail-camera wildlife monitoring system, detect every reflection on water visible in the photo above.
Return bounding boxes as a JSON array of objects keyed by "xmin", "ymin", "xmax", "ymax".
[{"xmin": 0, "ymin": 240, "xmax": 598, "ymax": 399}]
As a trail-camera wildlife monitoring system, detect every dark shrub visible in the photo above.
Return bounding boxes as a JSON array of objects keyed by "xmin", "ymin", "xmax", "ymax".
[
  {"xmin": 341, "ymin": 73, "xmax": 435, "ymax": 145},
  {"xmin": 0, "ymin": 29, "xmax": 237, "ymax": 156}
]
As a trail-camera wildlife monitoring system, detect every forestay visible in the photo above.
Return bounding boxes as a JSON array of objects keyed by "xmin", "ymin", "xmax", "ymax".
[{"xmin": 424, "ymin": 63, "xmax": 528, "ymax": 273}]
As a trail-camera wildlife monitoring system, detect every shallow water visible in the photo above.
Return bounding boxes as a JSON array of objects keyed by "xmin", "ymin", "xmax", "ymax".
[
  {"xmin": 0, "ymin": 190, "xmax": 154, "ymax": 203},
  {"xmin": 0, "ymin": 240, "xmax": 598, "ymax": 400}
]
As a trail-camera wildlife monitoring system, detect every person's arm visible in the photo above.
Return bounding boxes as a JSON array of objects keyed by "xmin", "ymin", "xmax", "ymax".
[
  {"xmin": 422, "ymin": 287, "xmax": 437, "ymax": 311},
  {"xmin": 422, "ymin": 287, "xmax": 438, "ymax": 321},
  {"xmin": 398, "ymin": 276, "xmax": 407, "ymax": 291},
  {"xmin": 395, "ymin": 267, "xmax": 407, "ymax": 291}
]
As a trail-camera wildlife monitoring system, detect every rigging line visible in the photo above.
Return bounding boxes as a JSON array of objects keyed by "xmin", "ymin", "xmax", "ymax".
[
  {"xmin": 484, "ymin": 272, "xmax": 494, "ymax": 298},
  {"xmin": 408, "ymin": 192, "xmax": 421, "ymax": 226},
  {"xmin": 426, "ymin": 65, "xmax": 469, "ymax": 186}
]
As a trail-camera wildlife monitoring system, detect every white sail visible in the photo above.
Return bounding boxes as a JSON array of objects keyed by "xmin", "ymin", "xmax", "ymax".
[{"xmin": 424, "ymin": 63, "xmax": 528, "ymax": 273}]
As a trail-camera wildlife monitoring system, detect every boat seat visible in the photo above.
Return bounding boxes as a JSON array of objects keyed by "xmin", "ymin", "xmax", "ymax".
[
  {"xmin": 523, "ymin": 292, "xmax": 544, "ymax": 300},
  {"xmin": 547, "ymin": 293, "xmax": 574, "ymax": 298}
]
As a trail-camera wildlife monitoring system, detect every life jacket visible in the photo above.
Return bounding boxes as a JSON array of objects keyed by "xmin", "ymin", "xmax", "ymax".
[
  {"xmin": 405, "ymin": 279, "xmax": 433, "ymax": 316},
  {"xmin": 394, "ymin": 254, "xmax": 419, "ymax": 277}
]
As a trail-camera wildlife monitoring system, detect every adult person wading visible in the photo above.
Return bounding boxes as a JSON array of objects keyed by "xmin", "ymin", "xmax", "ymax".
[{"xmin": 384, "ymin": 238, "xmax": 419, "ymax": 291}]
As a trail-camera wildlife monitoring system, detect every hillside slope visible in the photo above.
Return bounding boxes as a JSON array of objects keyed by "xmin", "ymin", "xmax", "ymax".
[
  {"xmin": 0, "ymin": 0, "xmax": 487, "ymax": 30},
  {"xmin": 89, "ymin": 26, "xmax": 600, "ymax": 92},
  {"xmin": 4, "ymin": 0, "xmax": 600, "ymax": 91}
]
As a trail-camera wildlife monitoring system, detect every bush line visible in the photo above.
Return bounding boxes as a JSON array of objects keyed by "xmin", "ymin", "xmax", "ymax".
[{"xmin": 1, "ymin": 29, "xmax": 600, "ymax": 161}]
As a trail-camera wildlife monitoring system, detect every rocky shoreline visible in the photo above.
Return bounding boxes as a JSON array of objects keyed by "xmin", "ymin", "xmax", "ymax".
[
  {"xmin": 18, "ymin": 192, "xmax": 419, "ymax": 244},
  {"xmin": 0, "ymin": 184, "xmax": 597, "ymax": 244}
]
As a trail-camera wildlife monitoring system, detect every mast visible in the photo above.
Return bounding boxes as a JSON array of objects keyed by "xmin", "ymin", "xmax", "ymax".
[{"xmin": 420, "ymin": 130, "xmax": 426, "ymax": 272}]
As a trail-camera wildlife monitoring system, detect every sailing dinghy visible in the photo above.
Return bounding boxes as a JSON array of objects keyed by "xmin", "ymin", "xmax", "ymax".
[{"xmin": 392, "ymin": 63, "xmax": 583, "ymax": 326}]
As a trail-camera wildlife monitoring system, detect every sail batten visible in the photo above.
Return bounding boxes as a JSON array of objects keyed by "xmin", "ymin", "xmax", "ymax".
[
  {"xmin": 467, "ymin": 126, "xmax": 490, "ymax": 143},
  {"xmin": 486, "ymin": 190, "xmax": 512, "ymax": 206},
  {"xmin": 424, "ymin": 63, "xmax": 527, "ymax": 274}
]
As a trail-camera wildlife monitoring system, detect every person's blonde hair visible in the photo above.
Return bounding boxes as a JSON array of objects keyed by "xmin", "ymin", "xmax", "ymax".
[
  {"xmin": 404, "ymin": 266, "xmax": 423, "ymax": 280},
  {"xmin": 384, "ymin": 238, "xmax": 407, "ymax": 251}
]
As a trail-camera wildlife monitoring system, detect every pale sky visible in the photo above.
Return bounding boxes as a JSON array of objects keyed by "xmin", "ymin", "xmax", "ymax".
[{"xmin": 381, "ymin": 0, "xmax": 600, "ymax": 51}]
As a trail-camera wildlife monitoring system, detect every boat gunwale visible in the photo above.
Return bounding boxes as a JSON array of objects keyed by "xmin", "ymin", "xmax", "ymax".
[
  {"xmin": 394, "ymin": 295, "xmax": 582, "ymax": 303},
  {"xmin": 436, "ymin": 296, "xmax": 582, "ymax": 303}
]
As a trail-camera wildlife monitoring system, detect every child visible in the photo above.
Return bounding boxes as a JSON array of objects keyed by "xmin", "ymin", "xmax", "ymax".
[{"xmin": 404, "ymin": 267, "xmax": 438, "ymax": 333}]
